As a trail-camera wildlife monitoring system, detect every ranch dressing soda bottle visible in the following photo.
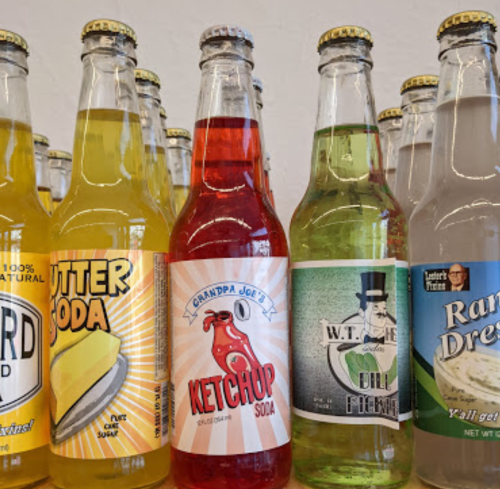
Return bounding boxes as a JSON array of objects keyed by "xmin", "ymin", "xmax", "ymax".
[
  {"xmin": 34, "ymin": 133, "xmax": 54, "ymax": 214},
  {"xmin": 395, "ymin": 75, "xmax": 438, "ymax": 219},
  {"xmin": 170, "ymin": 24, "xmax": 291, "ymax": 489},
  {"xmin": 0, "ymin": 30, "xmax": 50, "ymax": 489},
  {"xmin": 48, "ymin": 150, "xmax": 72, "ymax": 210},
  {"xmin": 377, "ymin": 107, "xmax": 402, "ymax": 192},
  {"xmin": 410, "ymin": 11, "xmax": 500, "ymax": 489},
  {"xmin": 50, "ymin": 20, "xmax": 170, "ymax": 489},
  {"xmin": 290, "ymin": 26, "xmax": 412, "ymax": 489}
]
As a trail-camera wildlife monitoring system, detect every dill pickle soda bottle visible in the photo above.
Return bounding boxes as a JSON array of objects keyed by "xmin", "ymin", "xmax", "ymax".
[
  {"xmin": 378, "ymin": 108, "xmax": 403, "ymax": 193},
  {"xmin": 0, "ymin": 30, "xmax": 50, "ymax": 489},
  {"xmin": 170, "ymin": 24, "xmax": 291, "ymax": 489},
  {"xmin": 50, "ymin": 20, "xmax": 170, "ymax": 489},
  {"xmin": 134, "ymin": 68, "xmax": 176, "ymax": 230},
  {"xmin": 48, "ymin": 150, "xmax": 72, "ymax": 210},
  {"xmin": 395, "ymin": 76, "xmax": 438, "ymax": 219},
  {"xmin": 291, "ymin": 26, "xmax": 412, "ymax": 489},
  {"xmin": 411, "ymin": 11, "xmax": 500, "ymax": 489},
  {"xmin": 34, "ymin": 133, "xmax": 53, "ymax": 214},
  {"xmin": 165, "ymin": 128, "xmax": 191, "ymax": 214}
]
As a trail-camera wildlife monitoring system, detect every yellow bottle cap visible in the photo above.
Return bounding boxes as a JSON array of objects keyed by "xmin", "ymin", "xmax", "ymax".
[
  {"xmin": 159, "ymin": 106, "xmax": 167, "ymax": 120},
  {"xmin": 318, "ymin": 26, "xmax": 373, "ymax": 51},
  {"xmin": 49, "ymin": 150, "xmax": 72, "ymax": 161},
  {"xmin": 438, "ymin": 11, "xmax": 496, "ymax": 39},
  {"xmin": 400, "ymin": 75, "xmax": 439, "ymax": 94},
  {"xmin": 377, "ymin": 108, "xmax": 403, "ymax": 122},
  {"xmin": 134, "ymin": 68, "xmax": 161, "ymax": 88},
  {"xmin": 33, "ymin": 133, "xmax": 49, "ymax": 146},
  {"xmin": 166, "ymin": 128, "xmax": 192, "ymax": 140},
  {"xmin": 0, "ymin": 29, "xmax": 29, "ymax": 55},
  {"xmin": 81, "ymin": 19, "xmax": 137, "ymax": 47}
]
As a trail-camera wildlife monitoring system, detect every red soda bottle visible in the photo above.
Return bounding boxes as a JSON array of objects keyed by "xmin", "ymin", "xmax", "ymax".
[{"xmin": 170, "ymin": 25, "xmax": 291, "ymax": 489}]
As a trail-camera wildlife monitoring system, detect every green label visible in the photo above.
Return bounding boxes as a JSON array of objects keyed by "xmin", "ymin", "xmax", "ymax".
[{"xmin": 292, "ymin": 259, "xmax": 411, "ymax": 429}]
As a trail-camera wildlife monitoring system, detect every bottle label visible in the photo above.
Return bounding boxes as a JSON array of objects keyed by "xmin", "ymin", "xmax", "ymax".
[
  {"xmin": 292, "ymin": 259, "xmax": 411, "ymax": 429},
  {"xmin": 0, "ymin": 253, "xmax": 49, "ymax": 455},
  {"xmin": 412, "ymin": 261, "xmax": 500, "ymax": 441},
  {"xmin": 49, "ymin": 250, "xmax": 169, "ymax": 459},
  {"xmin": 171, "ymin": 257, "xmax": 290, "ymax": 456}
]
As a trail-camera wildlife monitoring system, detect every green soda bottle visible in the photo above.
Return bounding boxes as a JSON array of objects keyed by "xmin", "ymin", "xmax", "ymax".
[{"xmin": 290, "ymin": 26, "xmax": 412, "ymax": 489}]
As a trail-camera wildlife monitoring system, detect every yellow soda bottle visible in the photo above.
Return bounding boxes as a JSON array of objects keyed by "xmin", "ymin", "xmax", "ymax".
[
  {"xmin": 48, "ymin": 150, "xmax": 72, "ymax": 210},
  {"xmin": 34, "ymin": 133, "xmax": 54, "ymax": 214},
  {"xmin": 165, "ymin": 128, "xmax": 191, "ymax": 214},
  {"xmin": 50, "ymin": 20, "xmax": 170, "ymax": 489},
  {"xmin": 134, "ymin": 69, "xmax": 176, "ymax": 230},
  {"xmin": 0, "ymin": 30, "xmax": 51, "ymax": 489}
]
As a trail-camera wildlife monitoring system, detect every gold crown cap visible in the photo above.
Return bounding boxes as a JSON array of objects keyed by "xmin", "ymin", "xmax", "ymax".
[
  {"xmin": 49, "ymin": 150, "xmax": 72, "ymax": 161},
  {"xmin": 400, "ymin": 75, "xmax": 439, "ymax": 94},
  {"xmin": 318, "ymin": 26, "xmax": 373, "ymax": 51},
  {"xmin": 200, "ymin": 25, "xmax": 254, "ymax": 48},
  {"xmin": 377, "ymin": 108, "xmax": 403, "ymax": 122},
  {"xmin": 0, "ymin": 29, "xmax": 29, "ymax": 55},
  {"xmin": 159, "ymin": 106, "xmax": 167, "ymax": 119},
  {"xmin": 81, "ymin": 19, "xmax": 137, "ymax": 47},
  {"xmin": 134, "ymin": 68, "xmax": 161, "ymax": 88},
  {"xmin": 438, "ymin": 11, "xmax": 497, "ymax": 39},
  {"xmin": 166, "ymin": 128, "xmax": 192, "ymax": 140},
  {"xmin": 33, "ymin": 133, "xmax": 49, "ymax": 146}
]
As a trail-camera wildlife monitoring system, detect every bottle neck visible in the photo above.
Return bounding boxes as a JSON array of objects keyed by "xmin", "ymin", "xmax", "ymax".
[
  {"xmin": 379, "ymin": 118, "xmax": 402, "ymax": 172},
  {"xmin": 166, "ymin": 136, "xmax": 191, "ymax": 187},
  {"xmin": 34, "ymin": 142, "xmax": 52, "ymax": 189},
  {"xmin": 49, "ymin": 159, "xmax": 70, "ymax": 200},
  {"xmin": 400, "ymin": 87, "xmax": 437, "ymax": 148}
]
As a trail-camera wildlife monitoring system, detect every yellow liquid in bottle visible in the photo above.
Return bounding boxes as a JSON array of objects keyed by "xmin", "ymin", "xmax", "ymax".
[
  {"xmin": 52, "ymin": 198, "xmax": 62, "ymax": 211},
  {"xmin": 0, "ymin": 119, "xmax": 50, "ymax": 489},
  {"xmin": 173, "ymin": 185, "xmax": 189, "ymax": 215},
  {"xmin": 37, "ymin": 186, "xmax": 53, "ymax": 215},
  {"xmin": 50, "ymin": 109, "xmax": 170, "ymax": 489}
]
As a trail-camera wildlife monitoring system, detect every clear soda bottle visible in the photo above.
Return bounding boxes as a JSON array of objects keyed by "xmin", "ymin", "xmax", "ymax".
[
  {"xmin": 410, "ymin": 11, "xmax": 500, "ymax": 489},
  {"xmin": 378, "ymin": 107, "xmax": 403, "ymax": 192},
  {"xmin": 159, "ymin": 104, "xmax": 177, "ymax": 213},
  {"xmin": 395, "ymin": 75, "xmax": 438, "ymax": 219},
  {"xmin": 34, "ymin": 133, "xmax": 54, "ymax": 214},
  {"xmin": 50, "ymin": 20, "xmax": 170, "ymax": 489},
  {"xmin": 0, "ymin": 29, "xmax": 50, "ymax": 489},
  {"xmin": 48, "ymin": 150, "xmax": 72, "ymax": 210},
  {"xmin": 170, "ymin": 24, "xmax": 291, "ymax": 489},
  {"xmin": 290, "ymin": 26, "xmax": 412, "ymax": 489},
  {"xmin": 165, "ymin": 127, "xmax": 191, "ymax": 214}
]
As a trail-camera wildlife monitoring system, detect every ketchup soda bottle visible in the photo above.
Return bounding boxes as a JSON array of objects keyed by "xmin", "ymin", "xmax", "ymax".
[{"xmin": 170, "ymin": 24, "xmax": 291, "ymax": 489}]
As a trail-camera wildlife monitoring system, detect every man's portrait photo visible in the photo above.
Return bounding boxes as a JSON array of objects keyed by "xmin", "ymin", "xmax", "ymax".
[{"xmin": 445, "ymin": 263, "xmax": 469, "ymax": 291}]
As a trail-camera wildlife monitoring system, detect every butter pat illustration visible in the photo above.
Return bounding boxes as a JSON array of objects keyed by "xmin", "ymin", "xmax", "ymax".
[
  {"xmin": 51, "ymin": 328, "xmax": 92, "ymax": 360},
  {"xmin": 51, "ymin": 330, "xmax": 121, "ymax": 424}
]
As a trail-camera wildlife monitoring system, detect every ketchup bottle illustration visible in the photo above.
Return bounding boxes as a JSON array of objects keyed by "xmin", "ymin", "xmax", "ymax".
[{"xmin": 203, "ymin": 309, "xmax": 262, "ymax": 374}]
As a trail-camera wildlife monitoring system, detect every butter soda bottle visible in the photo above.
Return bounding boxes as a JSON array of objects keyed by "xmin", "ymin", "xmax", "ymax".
[
  {"xmin": 290, "ymin": 26, "xmax": 412, "ymax": 489},
  {"xmin": 0, "ymin": 30, "xmax": 51, "ymax": 489},
  {"xmin": 50, "ymin": 20, "xmax": 170, "ymax": 489},
  {"xmin": 378, "ymin": 108, "xmax": 403, "ymax": 192},
  {"xmin": 170, "ymin": 24, "xmax": 291, "ymax": 489},
  {"xmin": 34, "ymin": 133, "xmax": 53, "ymax": 214},
  {"xmin": 165, "ymin": 128, "xmax": 191, "ymax": 214},
  {"xmin": 48, "ymin": 150, "xmax": 72, "ymax": 210},
  {"xmin": 411, "ymin": 11, "xmax": 500, "ymax": 489}
]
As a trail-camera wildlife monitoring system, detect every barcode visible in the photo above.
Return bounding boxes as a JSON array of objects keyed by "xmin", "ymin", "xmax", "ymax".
[
  {"xmin": 154, "ymin": 253, "xmax": 168, "ymax": 381},
  {"xmin": 171, "ymin": 383, "xmax": 176, "ymax": 433},
  {"xmin": 162, "ymin": 381, "xmax": 169, "ymax": 438}
]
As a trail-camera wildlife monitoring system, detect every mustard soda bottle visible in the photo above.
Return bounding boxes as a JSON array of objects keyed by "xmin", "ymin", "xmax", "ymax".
[
  {"xmin": 0, "ymin": 30, "xmax": 51, "ymax": 489},
  {"xmin": 34, "ymin": 133, "xmax": 54, "ymax": 214},
  {"xmin": 134, "ymin": 68, "xmax": 176, "ymax": 230},
  {"xmin": 377, "ymin": 108, "xmax": 403, "ymax": 193},
  {"xmin": 165, "ymin": 128, "xmax": 191, "ymax": 214},
  {"xmin": 48, "ymin": 150, "xmax": 72, "ymax": 210},
  {"xmin": 50, "ymin": 20, "xmax": 170, "ymax": 489}
]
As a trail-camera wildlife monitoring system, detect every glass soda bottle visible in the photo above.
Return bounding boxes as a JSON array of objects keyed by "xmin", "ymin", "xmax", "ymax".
[
  {"xmin": 378, "ymin": 107, "xmax": 403, "ymax": 193},
  {"xmin": 0, "ymin": 30, "xmax": 50, "ymax": 489},
  {"xmin": 34, "ymin": 133, "xmax": 54, "ymax": 214},
  {"xmin": 410, "ymin": 11, "xmax": 500, "ymax": 489},
  {"xmin": 290, "ymin": 26, "xmax": 412, "ymax": 489},
  {"xmin": 134, "ymin": 68, "xmax": 176, "ymax": 230},
  {"xmin": 170, "ymin": 24, "xmax": 291, "ymax": 489},
  {"xmin": 159, "ymin": 104, "xmax": 177, "ymax": 214},
  {"xmin": 165, "ymin": 128, "xmax": 191, "ymax": 214},
  {"xmin": 48, "ymin": 150, "xmax": 72, "ymax": 210},
  {"xmin": 50, "ymin": 20, "xmax": 170, "ymax": 489},
  {"xmin": 265, "ymin": 152, "xmax": 276, "ymax": 206},
  {"xmin": 395, "ymin": 75, "xmax": 438, "ymax": 219}
]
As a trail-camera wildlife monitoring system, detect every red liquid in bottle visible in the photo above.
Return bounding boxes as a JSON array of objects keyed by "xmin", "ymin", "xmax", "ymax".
[{"xmin": 170, "ymin": 116, "xmax": 291, "ymax": 489}]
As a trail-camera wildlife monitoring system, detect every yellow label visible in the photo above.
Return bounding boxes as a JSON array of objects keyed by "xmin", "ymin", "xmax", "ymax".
[
  {"xmin": 0, "ymin": 252, "xmax": 50, "ymax": 455},
  {"xmin": 50, "ymin": 250, "xmax": 169, "ymax": 459}
]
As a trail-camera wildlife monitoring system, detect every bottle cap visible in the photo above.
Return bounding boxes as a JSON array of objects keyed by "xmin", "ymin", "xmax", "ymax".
[
  {"xmin": 377, "ymin": 108, "xmax": 403, "ymax": 122},
  {"xmin": 0, "ymin": 29, "xmax": 29, "ymax": 55},
  {"xmin": 318, "ymin": 26, "xmax": 373, "ymax": 51},
  {"xmin": 134, "ymin": 68, "xmax": 161, "ymax": 88},
  {"xmin": 49, "ymin": 150, "xmax": 72, "ymax": 161},
  {"xmin": 33, "ymin": 133, "xmax": 50, "ymax": 146},
  {"xmin": 166, "ymin": 128, "xmax": 192, "ymax": 140},
  {"xmin": 253, "ymin": 77, "xmax": 263, "ymax": 92},
  {"xmin": 400, "ymin": 75, "xmax": 439, "ymax": 94},
  {"xmin": 81, "ymin": 19, "xmax": 137, "ymax": 47},
  {"xmin": 200, "ymin": 25, "xmax": 254, "ymax": 49},
  {"xmin": 159, "ymin": 106, "xmax": 167, "ymax": 120},
  {"xmin": 438, "ymin": 11, "xmax": 496, "ymax": 39}
]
